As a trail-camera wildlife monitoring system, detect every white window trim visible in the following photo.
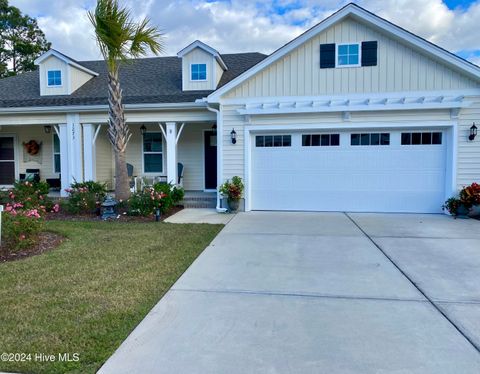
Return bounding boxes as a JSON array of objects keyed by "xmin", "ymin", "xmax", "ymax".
[
  {"xmin": 190, "ymin": 63, "xmax": 208, "ymax": 82},
  {"xmin": 53, "ymin": 133, "xmax": 61, "ymax": 174},
  {"xmin": 336, "ymin": 43, "xmax": 361, "ymax": 68},
  {"xmin": 46, "ymin": 69, "xmax": 63, "ymax": 87},
  {"xmin": 142, "ymin": 131, "xmax": 165, "ymax": 175}
]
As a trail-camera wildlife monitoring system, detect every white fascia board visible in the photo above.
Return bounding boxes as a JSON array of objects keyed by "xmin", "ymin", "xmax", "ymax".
[
  {"xmin": 177, "ymin": 40, "xmax": 228, "ymax": 71},
  {"xmin": 35, "ymin": 50, "xmax": 99, "ymax": 77},
  {"xmin": 0, "ymin": 102, "xmax": 208, "ymax": 114},
  {"xmin": 238, "ymin": 102, "xmax": 470, "ymax": 116},
  {"xmin": 207, "ymin": 3, "xmax": 480, "ymax": 102}
]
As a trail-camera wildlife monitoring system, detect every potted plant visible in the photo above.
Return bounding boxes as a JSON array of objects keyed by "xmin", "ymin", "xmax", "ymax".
[
  {"xmin": 443, "ymin": 182, "xmax": 480, "ymax": 218},
  {"xmin": 459, "ymin": 182, "xmax": 480, "ymax": 218},
  {"xmin": 442, "ymin": 197, "xmax": 469, "ymax": 218},
  {"xmin": 219, "ymin": 176, "xmax": 244, "ymax": 212}
]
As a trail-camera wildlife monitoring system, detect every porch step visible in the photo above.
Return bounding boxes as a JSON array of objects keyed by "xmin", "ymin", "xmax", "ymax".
[{"xmin": 181, "ymin": 192, "xmax": 216, "ymax": 209}]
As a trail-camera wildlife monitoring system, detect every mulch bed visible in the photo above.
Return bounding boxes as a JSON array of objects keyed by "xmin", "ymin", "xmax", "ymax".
[
  {"xmin": 0, "ymin": 232, "xmax": 65, "ymax": 263},
  {"xmin": 45, "ymin": 205, "xmax": 183, "ymax": 223}
]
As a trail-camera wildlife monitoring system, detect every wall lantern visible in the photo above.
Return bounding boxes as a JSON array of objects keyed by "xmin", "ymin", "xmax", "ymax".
[
  {"xmin": 211, "ymin": 124, "xmax": 217, "ymax": 133},
  {"xmin": 230, "ymin": 128, "xmax": 237, "ymax": 144},
  {"xmin": 44, "ymin": 125, "xmax": 52, "ymax": 134},
  {"xmin": 140, "ymin": 124, "xmax": 147, "ymax": 135},
  {"xmin": 469, "ymin": 123, "xmax": 477, "ymax": 141}
]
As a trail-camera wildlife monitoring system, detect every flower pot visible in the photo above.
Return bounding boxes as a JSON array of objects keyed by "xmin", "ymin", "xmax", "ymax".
[
  {"xmin": 456, "ymin": 204, "xmax": 470, "ymax": 219},
  {"xmin": 228, "ymin": 199, "xmax": 240, "ymax": 212},
  {"xmin": 468, "ymin": 205, "xmax": 480, "ymax": 218}
]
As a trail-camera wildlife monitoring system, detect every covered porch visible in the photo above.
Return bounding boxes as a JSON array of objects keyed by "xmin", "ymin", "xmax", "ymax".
[{"xmin": 0, "ymin": 114, "xmax": 219, "ymax": 203}]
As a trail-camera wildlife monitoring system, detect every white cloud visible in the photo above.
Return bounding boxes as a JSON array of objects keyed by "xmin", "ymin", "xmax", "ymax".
[{"xmin": 8, "ymin": 0, "xmax": 480, "ymax": 65}]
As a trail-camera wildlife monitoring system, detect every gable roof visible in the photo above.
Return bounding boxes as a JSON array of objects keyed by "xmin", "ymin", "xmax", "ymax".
[
  {"xmin": 0, "ymin": 52, "xmax": 266, "ymax": 109},
  {"xmin": 207, "ymin": 2, "xmax": 480, "ymax": 102},
  {"xmin": 177, "ymin": 40, "xmax": 228, "ymax": 71},
  {"xmin": 34, "ymin": 49, "xmax": 99, "ymax": 77}
]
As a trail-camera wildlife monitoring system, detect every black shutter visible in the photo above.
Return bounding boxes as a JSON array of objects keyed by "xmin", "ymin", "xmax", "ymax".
[
  {"xmin": 320, "ymin": 43, "xmax": 336, "ymax": 68},
  {"xmin": 361, "ymin": 41, "xmax": 377, "ymax": 66}
]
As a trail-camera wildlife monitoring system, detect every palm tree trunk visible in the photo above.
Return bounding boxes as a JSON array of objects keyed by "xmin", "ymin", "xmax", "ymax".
[{"xmin": 107, "ymin": 68, "xmax": 131, "ymax": 201}]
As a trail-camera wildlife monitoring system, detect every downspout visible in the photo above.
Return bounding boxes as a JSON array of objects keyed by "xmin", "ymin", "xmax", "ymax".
[{"xmin": 206, "ymin": 102, "xmax": 227, "ymax": 213}]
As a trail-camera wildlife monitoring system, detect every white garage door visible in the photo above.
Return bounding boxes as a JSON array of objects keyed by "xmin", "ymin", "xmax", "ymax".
[{"xmin": 251, "ymin": 129, "xmax": 447, "ymax": 213}]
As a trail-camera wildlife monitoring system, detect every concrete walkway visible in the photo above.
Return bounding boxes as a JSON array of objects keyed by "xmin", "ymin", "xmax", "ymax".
[
  {"xmin": 164, "ymin": 208, "xmax": 234, "ymax": 224},
  {"xmin": 99, "ymin": 212, "xmax": 480, "ymax": 374}
]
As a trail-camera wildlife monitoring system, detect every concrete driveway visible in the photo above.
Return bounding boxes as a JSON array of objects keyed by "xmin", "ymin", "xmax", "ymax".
[{"xmin": 99, "ymin": 212, "xmax": 480, "ymax": 374}]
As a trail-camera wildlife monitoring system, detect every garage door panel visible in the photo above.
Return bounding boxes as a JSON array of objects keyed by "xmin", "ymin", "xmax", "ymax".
[{"xmin": 251, "ymin": 129, "xmax": 447, "ymax": 213}]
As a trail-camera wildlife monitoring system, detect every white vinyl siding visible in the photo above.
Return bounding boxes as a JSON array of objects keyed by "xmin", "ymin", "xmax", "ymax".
[{"xmin": 225, "ymin": 17, "xmax": 479, "ymax": 99}]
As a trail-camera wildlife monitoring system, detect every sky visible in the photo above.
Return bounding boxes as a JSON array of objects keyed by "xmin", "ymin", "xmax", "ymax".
[{"xmin": 8, "ymin": 0, "xmax": 480, "ymax": 66}]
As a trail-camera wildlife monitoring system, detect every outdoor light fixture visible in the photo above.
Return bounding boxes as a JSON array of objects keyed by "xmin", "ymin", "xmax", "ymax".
[
  {"xmin": 469, "ymin": 123, "xmax": 478, "ymax": 141},
  {"xmin": 44, "ymin": 125, "xmax": 52, "ymax": 134},
  {"xmin": 230, "ymin": 128, "xmax": 237, "ymax": 144},
  {"xmin": 211, "ymin": 124, "xmax": 217, "ymax": 133},
  {"xmin": 140, "ymin": 124, "xmax": 147, "ymax": 135}
]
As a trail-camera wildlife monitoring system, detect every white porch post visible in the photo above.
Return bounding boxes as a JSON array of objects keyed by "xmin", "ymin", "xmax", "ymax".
[
  {"xmin": 58, "ymin": 123, "xmax": 70, "ymax": 197},
  {"xmin": 82, "ymin": 123, "xmax": 96, "ymax": 181},
  {"xmin": 165, "ymin": 122, "xmax": 177, "ymax": 185},
  {"xmin": 66, "ymin": 113, "xmax": 83, "ymax": 184}
]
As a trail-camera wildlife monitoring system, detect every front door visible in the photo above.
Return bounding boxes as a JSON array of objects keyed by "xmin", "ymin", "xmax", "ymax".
[
  {"xmin": 0, "ymin": 136, "xmax": 15, "ymax": 185},
  {"xmin": 204, "ymin": 130, "xmax": 217, "ymax": 190}
]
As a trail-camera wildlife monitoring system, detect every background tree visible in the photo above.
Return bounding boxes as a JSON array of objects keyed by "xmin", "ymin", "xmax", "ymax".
[
  {"xmin": 0, "ymin": 0, "xmax": 51, "ymax": 78},
  {"xmin": 88, "ymin": 0, "xmax": 163, "ymax": 201}
]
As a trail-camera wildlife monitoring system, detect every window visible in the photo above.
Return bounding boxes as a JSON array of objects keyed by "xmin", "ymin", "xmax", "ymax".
[
  {"xmin": 143, "ymin": 133, "xmax": 163, "ymax": 173},
  {"xmin": 47, "ymin": 70, "xmax": 62, "ymax": 86},
  {"xmin": 191, "ymin": 64, "xmax": 207, "ymax": 81},
  {"xmin": 53, "ymin": 134, "xmax": 61, "ymax": 173},
  {"xmin": 256, "ymin": 135, "xmax": 291, "ymax": 147},
  {"xmin": 351, "ymin": 133, "xmax": 390, "ymax": 146},
  {"xmin": 302, "ymin": 134, "xmax": 340, "ymax": 147},
  {"xmin": 337, "ymin": 44, "xmax": 360, "ymax": 67},
  {"xmin": 401, "ymin": 132, "xmax": 442, "ymax": 145}
]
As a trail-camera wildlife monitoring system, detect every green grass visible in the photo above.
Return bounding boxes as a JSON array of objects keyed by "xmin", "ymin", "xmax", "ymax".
[{"xmin": 0, "ymin": 221, "xmax": 223, "ymax": 374}]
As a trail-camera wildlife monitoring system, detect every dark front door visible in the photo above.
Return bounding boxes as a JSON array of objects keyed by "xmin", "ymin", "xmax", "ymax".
[
  {"xmin": 204, "ymin": 130, "xmax": 217, "ymax": 190},
  {"xmin": 0, "ymin": 137, "xmax": 15, "ymax": 185}
]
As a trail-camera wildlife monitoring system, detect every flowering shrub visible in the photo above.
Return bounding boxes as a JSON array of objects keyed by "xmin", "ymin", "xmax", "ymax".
[
  {"xmin": 2, "ymin": 206, "xmax": 45, "ymax": 252},
  {"xmin": 7, "ymin": 180, "xmax": 54, "ymax": 215},
  {"xmin": 219, "ymin": 176, "xmax": 244, "ymax": 201},
  {"xmin": 127, "ymin": 187, "xmax": 167, "ymax": 216},
  {"xmin": 63, "ymin": 181, "xmax": 107, "ymax": 214},
  {"xmin": 127, "ymin": 183, "xmax": 184, "ymax": 216}
]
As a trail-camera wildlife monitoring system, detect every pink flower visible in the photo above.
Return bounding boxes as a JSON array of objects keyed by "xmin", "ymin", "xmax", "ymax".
[
  {"xmin": 19, "ymin": 234, "xmax": 26, "ymax": 240},
  {"xmin": 52, "ymin": 204, "xmax": 60, "ymax": 213}
]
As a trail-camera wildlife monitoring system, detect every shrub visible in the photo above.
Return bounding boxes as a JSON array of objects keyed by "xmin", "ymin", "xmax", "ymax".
[
  {"xmin": 63, "ymin": 181, "xmax": 107, "ymax": 214},
  {"xmin": 171, "ymin": 186, "xmax": 185, "ymax": 204},
  {"xmin": 2, "ymin": 207, "xmax": 44, "ymax": 252},
  {"xmin": 219, "ymin": 176, "xmax": 244, "ymax": 201},
  {"xmin": 442, "ymin": 197, "xmax": 463, "ymax": 216},
  {"xmin": 127, "ymin": 183, "xmax": 184, "ymax": 216},
  {"xmin": 7, "ymin": 180, "xmax": 54, "ymax": 214}
]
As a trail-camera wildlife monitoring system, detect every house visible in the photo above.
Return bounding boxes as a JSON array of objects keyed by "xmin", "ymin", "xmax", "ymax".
[{"xmin": 0, "ymin": 3, "xmax": 479, "ymax": 213}]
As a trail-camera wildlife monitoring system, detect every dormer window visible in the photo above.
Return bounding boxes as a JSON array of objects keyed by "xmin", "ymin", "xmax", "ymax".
[
  {"xmin": 47, "ymin": 70, "xmax": 62, "ymax": 86},
  {"xmin": 191, "ymin": 64, "xmax": 207, "ymax": 81},
  {"xmin": 336, "ymin": 43, "xmax": 360, "ymax": 67}
]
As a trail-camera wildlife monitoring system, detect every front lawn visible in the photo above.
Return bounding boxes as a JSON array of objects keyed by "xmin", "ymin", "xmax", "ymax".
[{"xmin": 0, "ymin": 221, "xmax": 222, "ymax": 374}]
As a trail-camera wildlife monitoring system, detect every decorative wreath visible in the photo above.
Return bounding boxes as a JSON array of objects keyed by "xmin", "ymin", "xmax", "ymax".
[{"xmin": 23, "ymin": 140, "xmax": 42, "ymax": 155}]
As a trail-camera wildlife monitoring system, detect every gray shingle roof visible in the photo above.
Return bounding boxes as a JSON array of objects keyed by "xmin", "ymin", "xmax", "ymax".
[{"xmin": 0, "ymin": 52, "xmax": 267, "ymax": 108}]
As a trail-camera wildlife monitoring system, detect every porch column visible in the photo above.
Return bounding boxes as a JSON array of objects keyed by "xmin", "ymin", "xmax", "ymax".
[
  {"xmin": 82, "ymin": 123, "xmax": 96, "ymax": 181},
  {"xmin": 165, "ymin": 122, "xmax": 177, "ymax": 185},
  {"xmin": 58, "ymin": 124, "xmax": 70, "ymax": 197},
  {"xmin": 66, "ymin": 113, "xmax": 83, "ymax": 184}
]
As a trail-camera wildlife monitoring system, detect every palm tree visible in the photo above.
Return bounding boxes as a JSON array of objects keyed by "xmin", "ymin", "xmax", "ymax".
[{"xmin": 88, "ymin": 0, "xmax": 163, "ymax": 200}]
